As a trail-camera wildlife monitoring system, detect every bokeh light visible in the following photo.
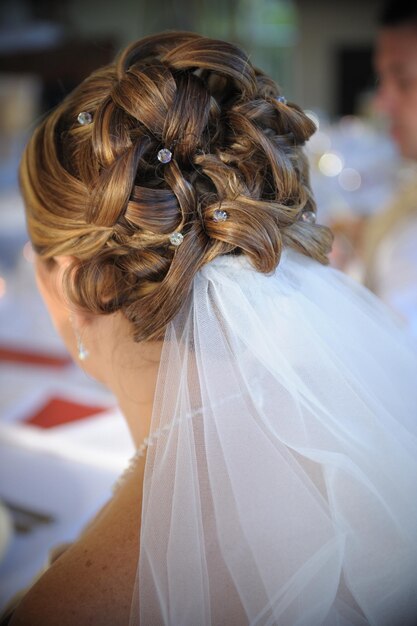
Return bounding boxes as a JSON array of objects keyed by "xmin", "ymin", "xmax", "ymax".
[
  {"xmin": 23, "ymin": 241, "xmax": 35, "ymax": 263},
  {"xmin": 0, "ymin": 277, "xmax": 6, "ymax": 299},
  {"xmin": 307, "ymin": 131, "xmax": 331, "ymax": 154},
  {"xmin": 318, "ymin": 152, "xmax": 344, "ymax": 177},
  {"xmin": 304, "ymin": 109, "xmax": 320, "ymax": 131},
  {"xmin": 338, "ymin": 168, "xmax": 361, "ymax": 191}
]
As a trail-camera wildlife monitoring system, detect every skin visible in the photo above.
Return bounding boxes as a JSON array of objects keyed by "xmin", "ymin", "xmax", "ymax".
[
  {"xmin": 9, "ymin": 453, "xmax": 145, "ymax": 625},
  {"xmin": 7, "ymin": 255, "xmax": 162, "ymax": 625},
  {"xmin": 33, "ymin": 255, "xmax": 162, "ymax": 448},
  {"xmin": 374, "ymin": 24, "xmax": 417, "ymax": 160}
]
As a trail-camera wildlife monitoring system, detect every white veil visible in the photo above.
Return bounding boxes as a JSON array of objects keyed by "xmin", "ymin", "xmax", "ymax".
[{"xmin": 133, "ymin": 246, "xmax": 417, "ymax": 626}]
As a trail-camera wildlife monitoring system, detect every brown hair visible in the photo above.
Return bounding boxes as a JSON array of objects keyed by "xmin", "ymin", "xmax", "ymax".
[{"xmin": 20, "ymin": 31, "xmax": 333, "ymax": 341}]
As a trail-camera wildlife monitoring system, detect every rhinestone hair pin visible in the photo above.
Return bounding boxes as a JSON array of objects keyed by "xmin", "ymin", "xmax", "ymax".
[
  {"xmin": 213, "ymin": 209, "xmax": 228, "ymax": 222},
  {"xmin": 277, "ymin": 95, "xmax": 287, "ymax": 104},
  {"xmin": 157, "ymin": 148, "xmax": 173, "ymax": 164},
  {"xmin": 169, "ymin": 231, "xmax": 184, "ymax": 246},
  {"xmin": 77, "ymin": 111, "xmax": 93, "ymax": 125},
  {"xmin": 300, "ymin": 210, "xmax": 317, "ymax": 224}
]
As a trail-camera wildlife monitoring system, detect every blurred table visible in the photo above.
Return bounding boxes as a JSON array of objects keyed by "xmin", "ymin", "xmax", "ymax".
[{"xmin": 0, "ymin": 323, "xmax": 135, "ymax": 613}]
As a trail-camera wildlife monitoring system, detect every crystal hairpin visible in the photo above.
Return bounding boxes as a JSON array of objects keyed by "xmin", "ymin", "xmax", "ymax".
[
  {"xmin": 169, "ymin": 231, "xmax": 184, "ymax": 246},
  {"xmin": 77, "ymin": 111, "xmax": 93, "ymax": 125},
  {"xmin": 300, "ymin": 210, "xmax": 316, "ymax": 224},
  {"xmin": 277, "ymin": 95, "xmax": 287, "ymax": 104},
  {"xmin": 157, "ymin": 148, "xmax": 173, "ymax": 164},
  {"xmin": 213, "ymin": 209, "xmax": 228, "ymax": 223}
]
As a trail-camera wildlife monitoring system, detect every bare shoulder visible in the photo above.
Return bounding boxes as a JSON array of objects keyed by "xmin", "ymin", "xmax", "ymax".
[{"xmin": 10, "ymin": 457, "xmax": 145, "ymax": 626}]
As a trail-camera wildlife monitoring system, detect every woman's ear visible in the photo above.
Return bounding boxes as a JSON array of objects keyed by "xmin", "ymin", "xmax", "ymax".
[
  {"xmin": 35, "ymin": 254, "xmax": 74, "ymax": 300},
  {"xmin": 34, "ymin": 254, "xmax": 92, "ymax": 334}
]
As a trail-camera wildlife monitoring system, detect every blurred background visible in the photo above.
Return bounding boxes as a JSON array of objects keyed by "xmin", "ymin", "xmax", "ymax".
[{"xmin": 1, "ymin": 0, "xmax": 416, "ymax": 613}]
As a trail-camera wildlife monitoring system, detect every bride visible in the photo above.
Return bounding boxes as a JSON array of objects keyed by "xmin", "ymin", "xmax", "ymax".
[{"xmin": 7, "ymin": 31, "xmax": 417, "ymax": 625}]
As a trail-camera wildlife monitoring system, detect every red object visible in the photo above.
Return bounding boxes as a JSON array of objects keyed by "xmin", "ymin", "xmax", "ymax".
[
  {"xmin": 0, "ymin": 346, "xmax": 72, "ymax": 368},
  {"xmin": 24, "ymin": 396, "xmax": 108, "ymax": 429}
]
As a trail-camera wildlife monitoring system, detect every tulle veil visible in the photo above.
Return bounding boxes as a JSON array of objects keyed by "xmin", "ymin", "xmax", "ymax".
[{"xmin": 130, "ymin": 246, "xmax": 417, "ymax": 625}]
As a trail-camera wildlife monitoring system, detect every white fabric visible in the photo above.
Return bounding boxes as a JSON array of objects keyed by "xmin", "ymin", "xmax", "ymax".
[{"xmin": 134, "ymin": 247, "xmax": 417, "ymax": 626}]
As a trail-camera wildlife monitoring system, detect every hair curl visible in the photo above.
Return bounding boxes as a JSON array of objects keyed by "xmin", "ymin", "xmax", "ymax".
[{"xmin": 20, "ymin": 31, "xmax": 333, "ymax": 341}]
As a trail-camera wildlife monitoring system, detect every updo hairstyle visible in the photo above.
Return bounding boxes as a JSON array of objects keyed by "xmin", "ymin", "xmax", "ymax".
[{"xmin": 20, "ymin": 31, "xmax": 333, "ymax": 341}]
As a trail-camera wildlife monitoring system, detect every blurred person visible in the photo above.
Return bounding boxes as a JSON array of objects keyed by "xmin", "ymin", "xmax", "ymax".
[
  {"xmin": 363, "ymin": 0, "xmax": 417, "ymax": 336},
  {"xmin": 2, "ymin": 31, "xmax": 417, "ymax": 626}
]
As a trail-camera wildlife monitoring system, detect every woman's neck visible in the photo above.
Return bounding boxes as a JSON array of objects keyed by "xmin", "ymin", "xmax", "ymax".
[{"xmin": 86, "ymin": 312, "xmax": 163, "ymax": 449}]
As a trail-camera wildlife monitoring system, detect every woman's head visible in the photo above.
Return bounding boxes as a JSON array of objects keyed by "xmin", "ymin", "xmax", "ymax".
[{"xmin": 20, "ymin": 31, "xmax": 333, "ymax": 342}]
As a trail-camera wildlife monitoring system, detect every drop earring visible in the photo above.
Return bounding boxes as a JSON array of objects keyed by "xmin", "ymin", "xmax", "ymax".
[
  {"xmin": 76, "ymin": 333, "xmax": 89, "ymax": 361},
  {"xmin": 69, "ymin": 314, "xmax": 89, "ymax": 361}
]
